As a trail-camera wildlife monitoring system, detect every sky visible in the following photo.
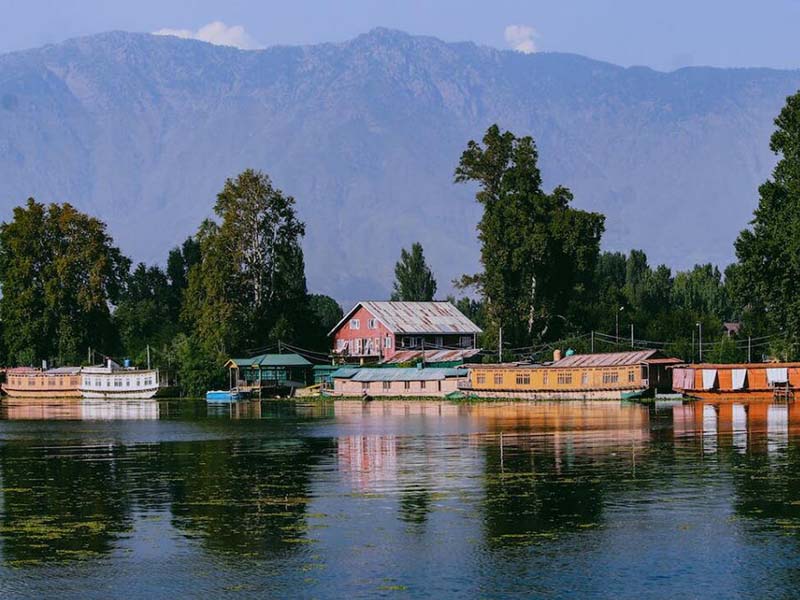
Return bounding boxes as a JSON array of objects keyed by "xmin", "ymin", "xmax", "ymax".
[{"xmin": 1, "ymin": 0, "xmax": 800, "ymax": 71}]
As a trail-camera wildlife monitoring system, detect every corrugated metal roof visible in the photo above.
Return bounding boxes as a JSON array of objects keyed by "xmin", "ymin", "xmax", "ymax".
[
  {"xmin": 329, "ymin": 368, "xmax": 360, "ymax": 379},
  {"xmin": 345, "ymin": 368, "xmax": 464, "ymax": 382},
  {"xmin": 380, "ymin": 348, "xmax": 481, "ymax": 364},
  {"xmin": 48, "ymin": 367, "xmax": 82, "ymax": 374},
  {"xmin": 550, "ymin": 349, "xmax": 661, "ymax": 368},
  {"xmin": 330, "ymin": 301, "xmax": 482, "ymax": 336},
  {"xmin": 227, "ymin": 353, "xmax": 312, "ymax": 368}
]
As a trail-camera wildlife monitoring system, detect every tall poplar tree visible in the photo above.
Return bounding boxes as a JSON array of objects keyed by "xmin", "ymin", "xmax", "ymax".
[
  {"xmin": 734, "ymin": 91, "xmax": 800, "ymax": 354},
  {"xmin": 454, "ymin": 125, "xmax": 605, "ymax": 347},
  {"xmin": 391, "ymin": 242, "xmax": 437, "ymax": 301}
]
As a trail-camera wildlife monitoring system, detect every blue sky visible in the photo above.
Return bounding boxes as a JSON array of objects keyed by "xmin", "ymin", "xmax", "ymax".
[{"xmin": 2, "ymin": 0, "xmax": 800, "ymax": 70}]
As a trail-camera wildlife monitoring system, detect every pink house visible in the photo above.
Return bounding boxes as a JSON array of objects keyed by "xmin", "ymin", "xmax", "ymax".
[{"xmin": 329, "ymin": 301, "xmax": 482, "ymax": 363}]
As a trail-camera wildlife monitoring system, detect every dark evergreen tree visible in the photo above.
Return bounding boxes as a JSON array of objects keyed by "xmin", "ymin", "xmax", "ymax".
[{"xmin": 391, "ymin": 242, "xmax": 437, "ymax": 301}]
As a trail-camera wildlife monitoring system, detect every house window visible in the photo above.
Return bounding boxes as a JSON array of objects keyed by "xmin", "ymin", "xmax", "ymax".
[
  {"xmin": 435, "ymin": 336, "xmax": 443, "ymax": 348},
  {"xmin": 404, "ymin": 381, "xmax": 411, "ymax": 390},
  {"xmin": 476, "ymin": 373, "xmax": 486, "ymax": 385},
  {"xmin": 628, "ymin": 369, "xmax": 636, "ymax": 383},
  {"xmin": 493, "ymin": 373, "xmax": 503, "ymax": 385},
  {"xmin": 557, "ymin": 372, "xmax": 573, "ymax": 385},
  {"xmin": 382, "ymin": 381, "xmax": 391, "ymax": 390},
  {"xmin": 368, "ymin": 319, "xmax": 377, "ymax": 329},
  {"xmin": 337, "ymin": 339, "xmax": 346, "ymax": 351},
  {"xmin": 515, "ymin": 372, "xmax": 531, "ymax": 385},
  {"xmin": 350, "ymin": 319, "xmax": 360, "ymax": 330},
  {"xmin": 460, "ymin": 336, "xmax": 473, "ymax": 348},
  {"xmin": 384, "ymin": 336, "xmax": 392, "ymax": 349},
  {"xmin": 421, "ymin": 381, "xmax": 426, "ymax": 390},
  {"xmin": 362, "ymin": 382, "xmax": 369, "ymax": 390},
  {"xmin": 354, "ymin": 339, "xmax": 362, "ymax": 354},
  {"xmin": 581, "ymin": 371, "xmax": 589, "ymax": 386},
  {"xmin": 603, "ymin": 371, "xmax": 620, "ymax": 384}
]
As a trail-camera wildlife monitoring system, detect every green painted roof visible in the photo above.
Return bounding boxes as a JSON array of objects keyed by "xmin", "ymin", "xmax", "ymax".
[{"xmin": 228, "ymin": 353, "xmax": 312, "ymax": 368}]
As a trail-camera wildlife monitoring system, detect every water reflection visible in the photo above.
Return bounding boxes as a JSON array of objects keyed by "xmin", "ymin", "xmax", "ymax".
[{"xmin": 2, "ymin": 398, "xmax": 800, "ymax": 597}]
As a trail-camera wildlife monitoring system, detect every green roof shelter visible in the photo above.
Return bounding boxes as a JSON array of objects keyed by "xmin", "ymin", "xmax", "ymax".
[{"xmin": 225, "ymin": 353, "xmax": 313, "ymax": 396}]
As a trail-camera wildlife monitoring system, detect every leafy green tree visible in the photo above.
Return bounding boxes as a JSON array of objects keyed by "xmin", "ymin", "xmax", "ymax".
[
  {"xmin": 734, "ymin": 91, "xmax": 800, "ymax": 354},
  {"xmin": 183, "ymin": 169, "xmax": 309, "ymax": 361},
  {"xmin": 454, "ymin": 124, "xmax": 605, "ymax": 346},
  {"xmin": 114, "ymin": 263, "xmax": 175, "ymax": 361},
  {"xmin": 0, "ymin": 199, "xmax": 129, "ymax": 365},
  {"xmin": 166, "ymin": 236, "xmax": 201, "ymax": 321},
  {"xmin": 391, "ymin": 242, "xmax": 437, "ymax": 301}
]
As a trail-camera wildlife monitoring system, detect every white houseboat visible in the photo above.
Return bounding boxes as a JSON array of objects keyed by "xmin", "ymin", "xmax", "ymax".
[{"xmin": 80, "ymin": 360, "xmax": 160, "ymax": 399}]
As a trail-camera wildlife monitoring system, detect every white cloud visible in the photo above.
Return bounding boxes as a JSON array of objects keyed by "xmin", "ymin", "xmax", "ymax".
[
  {"xmin": 504, "ymin": 24, "xmax": 537, "ymax": 54},
  {"xmin": 153, "ymin": 21, "xmax": 262, "ymax": 50}
]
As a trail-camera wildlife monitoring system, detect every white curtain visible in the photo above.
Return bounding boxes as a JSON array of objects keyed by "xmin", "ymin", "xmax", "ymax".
[
  {"xmin": 731, "ymin": 369, "xmax": 747, "ymax": 390},
  {"xmin": 767, "ymin": 367, "xmax": 788, "ymax": 385},
  {"xmin": 702, "ymin": 369, "xmax": 717, "ymax": 390}
]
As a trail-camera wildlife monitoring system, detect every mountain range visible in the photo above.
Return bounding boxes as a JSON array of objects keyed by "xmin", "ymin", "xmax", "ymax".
[{"xmin": 1, "ymin": 28, "xmax": 799, "ymax": 303}]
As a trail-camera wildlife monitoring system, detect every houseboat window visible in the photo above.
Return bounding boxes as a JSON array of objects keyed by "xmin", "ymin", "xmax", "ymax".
[
  {"xmin": 95, "ymin": 378, "xmax": 101, "ymax": 387},
  {"xmin": 382, "ymin": 381, "xmax": 391, "ymax": 390},
  {"xmin": 437, "ymin": 381, "xmax": 442, "ymax": 392},
  {"xmin": 435, "ymin": 336, "xmax": 443, "ymax": 348},
  {"xmin": 515, "ymin": 373, "xmax": 531, "ymax": 385},
  {"xmin": 628, "ymin": 369, "xmax": 636, "ymax": 383},
  {"xmin": 404, "ymin": 381, "xmax": 411, "ymax": 390},
  {"xmin": 581, "ymin": 371, "xmax": 589, "ymax": 385},
  {"xmin": 603, "ymin": 372, "xmax": 620, "ymax": 384},
  {"xmin": 476, "ymin": 373, "xmax": 486, "ymax": 385},
  {"xmin": 384, "ymin": 336, "xmax": 392, "ymax": 349},
  {"xmin": 460, "ymin": 336, "xmax": 472, "ymax": 348},
  {"xmin": 350, "ymin": 319, "xmax": 360, "ymax": 330},
  {"xmin": 136, "ymin": 379, "xmax": 141, "ymax": 387},
  {"xmin": 543, "ymin": 372, "xmax": 549, "ymax": 385},
  {"xmin": 126, "ymin": 379, "xmax": 131, "ymax": 386},
  {"xmin": 493, "ymin": 373, "xmax": 503, "ymax": 385},
  {"xmin": 114, "ymin": 377, "xmax": 122, "ymax": 387},
  {"xmin": 557, "ymin": 372, "xmax": 573, "ymax": 385},
  {"xmin": 368, "ymin": 319, "xmax": 377, "ymax": 329},
  {"xmin": 28, "ymin": 378, "xmax": 35, "ymax": 386},
  {"xmin": 420, "ymin": 381, "xmax": 426, "ymax": 389},
  {"xmin": 361, "ymin": 382, "xmax": 369, "ymax": 390}
]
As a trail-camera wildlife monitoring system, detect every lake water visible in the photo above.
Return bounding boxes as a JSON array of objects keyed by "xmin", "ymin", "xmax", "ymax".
[{"xmin": 0, "ymin": 398, "xmax": 799, "ymax": 599}]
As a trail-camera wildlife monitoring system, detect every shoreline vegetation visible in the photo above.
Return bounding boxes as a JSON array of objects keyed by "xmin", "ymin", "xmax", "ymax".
[{"xmin": 1, "ymin": 91, "xmax": 799, "ymax": 398}]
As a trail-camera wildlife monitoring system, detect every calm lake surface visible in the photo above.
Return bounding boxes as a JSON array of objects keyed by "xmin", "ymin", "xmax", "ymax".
[{"xmin": 0, "ymin": 398, "xmax": 799, "ymax": 599}]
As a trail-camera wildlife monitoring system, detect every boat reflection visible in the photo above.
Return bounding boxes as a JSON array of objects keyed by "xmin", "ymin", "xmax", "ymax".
[{"xmin": 0, "ymin": 398, "xmax": 160, "ymax": 420}]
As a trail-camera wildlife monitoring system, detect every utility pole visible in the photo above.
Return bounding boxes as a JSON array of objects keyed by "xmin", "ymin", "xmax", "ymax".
[
  {"xmin": 748, "ymin": 336, "xmax": 752, "ymax": 363},
  {"xmin": 616, "ymin": 306, "xmax": 624, "ymax": 348},
  {"xmin": 591, "ymin": 331, "xmax": 594, "ymax": 353},
  {"xmin": 146, "ymin": 344, "xmax": 151, "ymax": 370},
  {"xmin": 630, "ymin": 324, "xmax": 634, "ymax": 348},
  {"xmin": 88, "ymin": 347, "xmax": 91, "ymax": 365},
  {"xmin": 278, "ymin": 340, "xmax": 282, "ymax": 354},
  {"xmin": 498, "ymin": 326, "xmax": 503, "ymax": 363},
  {"xmin": 696, "ymin": 322, "xmax": 703, "ymax": 363}
]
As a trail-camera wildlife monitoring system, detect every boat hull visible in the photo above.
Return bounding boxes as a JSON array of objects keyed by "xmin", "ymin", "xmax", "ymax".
[
  {"xmin": 1, "ymin": 386, "xmax": 81, "ymax": 399},
  {"xmin": 80, "ymin": 387, "xmax": 159, "ymax": 400}
]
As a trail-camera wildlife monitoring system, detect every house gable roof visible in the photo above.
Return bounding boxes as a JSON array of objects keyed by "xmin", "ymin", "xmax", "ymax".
[
  {"xmin": 225, "ymin": 353, "xmax": 312, "ymax": 369},
  {"xmin": 329, "ymin": 301, "xmax": 482, "ymax": 336}
]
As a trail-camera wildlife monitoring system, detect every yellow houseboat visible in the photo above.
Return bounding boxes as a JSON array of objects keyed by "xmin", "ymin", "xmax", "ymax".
[
  {"xmin": 466, "ymin": 349, "xmax": 681, "ymax": 400},
  {"xmin": 1, "ymin": 367, "xmax": 82, "ymax": 398}
]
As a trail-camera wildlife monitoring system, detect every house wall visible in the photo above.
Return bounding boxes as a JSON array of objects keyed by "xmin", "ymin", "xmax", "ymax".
[
  {"xmin": 469, "ymin": 364, "xmax": 645, "ymax": 393},
  {"xmin": 332, "ymin": 306, "xmax": 395, "ymax": 360},
  {"xmin": 333, "ymin": 377, "xmax": 461, "ymax": 397}
]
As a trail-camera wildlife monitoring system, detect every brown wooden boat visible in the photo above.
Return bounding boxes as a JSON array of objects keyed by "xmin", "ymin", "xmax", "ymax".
[{"xmin": 2, "ymin": 367, "xmax": 82, "ymax": 398}]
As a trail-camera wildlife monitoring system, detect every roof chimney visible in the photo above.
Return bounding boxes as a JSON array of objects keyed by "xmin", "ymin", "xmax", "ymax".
[{"xmin": 553, "ymin": 349, "xmax": 562, "ymax": 362}]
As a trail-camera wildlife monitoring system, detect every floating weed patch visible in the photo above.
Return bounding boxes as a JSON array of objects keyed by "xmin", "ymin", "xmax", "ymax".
[
  {"xmin": 378, "ymin": 585, "xmax": 408, "ymax": 591},
  {"xmin": 1, "ymin": 488, "xmax": 32, "ymax": 493}
]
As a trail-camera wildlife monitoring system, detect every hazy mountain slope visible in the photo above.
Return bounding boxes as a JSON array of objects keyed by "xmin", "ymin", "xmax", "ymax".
[{"xmin": 1, "ymin": 28, "xmax": 798, "ymax": 303}]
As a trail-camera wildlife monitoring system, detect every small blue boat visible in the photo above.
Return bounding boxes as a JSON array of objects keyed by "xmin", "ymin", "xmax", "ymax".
[{"xmin": 205, "ymin": 390, "xmax": 245, "ymax": 403}]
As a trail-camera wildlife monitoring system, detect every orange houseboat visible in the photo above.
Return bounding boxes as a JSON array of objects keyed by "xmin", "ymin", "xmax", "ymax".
[
  {"xmin": 1, "ymin": 367, "xmax": 82, "ymax": 398},
  {"xmin": 467, "ymin": 349, "xmax": 681, "ymax": 400},
  {"xmin": 672, "ymin": 363, "xmax": 800, "ymax": 400}
]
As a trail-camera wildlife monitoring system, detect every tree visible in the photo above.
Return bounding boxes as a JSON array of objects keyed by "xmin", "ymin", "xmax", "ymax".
[
  {"xmin": 0, "ymin": 199, "xmax": 129, "ymax": 365},
  {"xmin": 182, "ymin": 169, "xmax": 309, "ymax": 359},
  {"xmin": 391, "ymin": 242, "xmax": 437, "ymax": 301},
  {"xmin": 166, "ymin": 236, "xmax": 201, "ymax": 321},
  {"xmin": 734, "ymin": 91, "xmax": 800, "ymax": 354},
  {"xmin": 114, "ymin": 263, "xmax": 175, "ymax": 361},
  {"xmin": 454, "ymin": 125, "xmax": 605, "ymax": 347}
]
